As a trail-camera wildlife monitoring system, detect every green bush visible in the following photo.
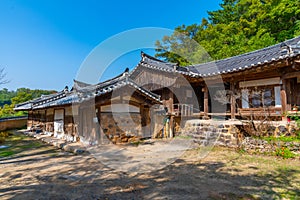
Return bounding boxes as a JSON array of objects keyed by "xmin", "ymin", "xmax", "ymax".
[
  {"xmin": 0, "ymin": 132, "xmax": 10, "ymax": 144},
  {"xmin": 275, "ymin": 147, "xmax": 295, "ymax": 159}
]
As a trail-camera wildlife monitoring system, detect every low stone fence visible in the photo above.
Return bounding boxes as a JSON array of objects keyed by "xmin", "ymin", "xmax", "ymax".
[
  {"xmin": 180, "ymin": 119, "xmax": 300, "ymax": 152},
  {"xmin": 241, "ymin": 120, "xmax": 298, "ymax": 137},
  {"xmin": 241, "ymin": 137, "xmax": 300, "ymax": 154},
  {"xmin": 181, "ymin": 119, "xmax": 242, "ymax": 147},
  {"xmin": 0, "ymin": 116, "xmax": 27, "ymax": 131}
]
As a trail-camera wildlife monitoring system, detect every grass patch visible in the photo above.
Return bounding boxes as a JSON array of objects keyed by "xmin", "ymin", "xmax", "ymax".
[
  {"xmin": 0, "ymin": 150, "xmax": 15, "ymax": 157},
  {"xmin": 262, "ymin": 135, "xmax": 300, "ymax": 143},
  {"xmin": 174, "ymin": 135, "xmax": 193, "ymax": 140},
  {"xmin": 0, "ymin": 131, "xmax": 47, "ymax": 158},
  {"xmin": 0, "ymin": 131, "xmax": 13, "ymax": 144}
]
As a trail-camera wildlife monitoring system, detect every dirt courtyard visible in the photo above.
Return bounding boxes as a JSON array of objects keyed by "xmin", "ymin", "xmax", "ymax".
[{"xmin": 0, "ymin": 131, "xmax": 300, "ymax": 200}]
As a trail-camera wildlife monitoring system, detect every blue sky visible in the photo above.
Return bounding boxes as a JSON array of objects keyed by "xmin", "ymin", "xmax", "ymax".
[{"xmin": 0, "ymin": 0, "xmax": 221, "ymax": 91}]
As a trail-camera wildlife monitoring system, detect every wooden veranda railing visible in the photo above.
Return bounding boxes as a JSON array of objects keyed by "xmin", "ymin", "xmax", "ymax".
[{"xmin": 173, "ymin": 104, "xmax": 193, "ymax": 116}]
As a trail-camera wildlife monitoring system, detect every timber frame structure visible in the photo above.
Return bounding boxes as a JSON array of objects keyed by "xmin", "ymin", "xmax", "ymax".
[{"xmin": 15, "ymin": 36, "xmax": 300, "ymax": 144}]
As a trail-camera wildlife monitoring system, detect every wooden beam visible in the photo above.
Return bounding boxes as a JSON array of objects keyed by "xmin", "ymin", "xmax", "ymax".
[
  {"xmin": 239, "ymin": 77, "xmax": 281, "ymax": 88},
  {"xmin": 281, "ymin": 81, "xmax": 287, "ymax": 114},
  {"xmin": 282, "ymin": 71, "xmax": 300, "ymax": 79},
  {"xmin": 204, "ymin": 86, "xmax": 209, "ymax": 116},
  {"xmin": 230, "ymin": 82, "xmax": 236, "ymax": 119}
]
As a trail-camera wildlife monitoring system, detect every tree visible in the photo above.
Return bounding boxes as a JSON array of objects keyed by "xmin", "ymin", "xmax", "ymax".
[
  {"xmin": 155, "ymin": 0, "xmax": 300, "ymax": 65},
  {"xmin": 0, "ymin": 88, "xmax": 56, "ymax": 118},
  {"xmin": 0, "ymin": 68, "xmax": 9, "ymax": 85}
]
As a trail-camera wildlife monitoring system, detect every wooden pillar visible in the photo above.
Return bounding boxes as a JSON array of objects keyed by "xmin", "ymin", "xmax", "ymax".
[
  {"xmin": 203, "ymin": 85, "xmax": 209, "ymax": 116},
  {"xmin": 165, "ymin": 90, "xmax": 174, "ymax": 138},
  {"xmin": 169, "ymin": 115, "xmax": 174, "ymax": 138},
  {"xmin": 96, "ymin": 106, "xmax": 104, "ymax": 144},
  {"xmin": 168, "ymin": 90, "xmax": 174, "ymax": 114},
  {"xmin": 281, "ymin": 81, "xmax": 288, "ymax": 114},
  {"xmin": 28, "ymin": 110, "xmax": 33, "ymax": 130},
  {"xmin": 91, "ymin": 106, "xmax": 97, "ymax": 142},
  {"xmin": 44, "ymin": 109, "xmax": 47, "ymax": 132},
  {"xmin": 285, "ymin": 79, "xmax": 292, "ymax": 110},
  {"xmin": 79, "ymin": 107, "xmax": 83, "ymax": 137},
  {"xmin": 230, "ymin": 82, "xmax": 236, "ymax": 119}
]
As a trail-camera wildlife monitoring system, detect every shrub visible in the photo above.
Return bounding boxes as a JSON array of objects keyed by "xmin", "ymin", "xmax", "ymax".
[
  {"xmin": 275, "ymin": 147, "xmax": 295, "ymax": 159},
  {"xmin": 0, "ymin": 132, "xmax": 10, "ymax": 144}
]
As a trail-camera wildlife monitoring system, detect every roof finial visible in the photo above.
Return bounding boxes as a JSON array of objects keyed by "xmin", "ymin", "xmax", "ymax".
[
  {"xmin": 280, "ymin": 42, "xmax": 291, "ymax": 55},
  {"xmin": 64, "ymin": 86, "xmax": 69, "ymax": 92},
  {"xmin": 141, "ymin": 51, "xmax": 146, "ymax": 61}
]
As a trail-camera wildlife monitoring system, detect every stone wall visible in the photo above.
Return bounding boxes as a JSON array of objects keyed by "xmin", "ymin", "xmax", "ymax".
[
  {"xmin": 241, "ymin": 121, "xmax": 299, "ymax": 137},
  {"xmin": 180, "ymin": 119, "xmax": 300, "ymax": 155},
  {"xmin": 181, "ymin": 120, "xmax": 242, "ymax": 147},
  {"xmin": 100, "ymin": 112, "xmax": 142, "ymax": 144},
  {"xmin": 242, "ymin": 137, "xmax": 300, "ymax": 154},
  {"xmin": 0, "ymin": 118, "xmax": 27, "ymax": 131}
]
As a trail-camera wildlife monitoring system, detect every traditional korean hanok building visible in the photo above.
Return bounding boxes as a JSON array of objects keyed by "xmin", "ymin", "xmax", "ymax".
[
  {"xmin": 15, "ymin": 35, "xmax": 300, "ymax": 143},
  {"xmin": 71, "ymin": 71, "xmax": 162, "ymax": 144},
  {"xmin": 14, "ymin": 87, "xmax": 80, "ymax": 141},
  {"xmin": 14, "ymin": 71, "xmax": 162, "ymax": 144},
  {"xmin": 131, "ymin": 36, "xmax": 300, "ymax": 122}
]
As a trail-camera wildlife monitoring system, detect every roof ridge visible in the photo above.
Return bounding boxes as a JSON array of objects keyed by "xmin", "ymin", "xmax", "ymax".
[
  {"xmin": 141, "ymin": 51, "xmax": 178, "ymax": 65},
  {"xmin": 73, "ymin": 79, "xmax": 92, "ymax": 86},
  {"xmin": 141, "ymin": 51, "xmax": 166, "ymax": 63},
  {"xmin": 74, "ymin": 68, "xmax": 129, "ymax": 92},
  {"xmin": 187, "ymin": 36, "xmax": 300, "ymax": 68}
]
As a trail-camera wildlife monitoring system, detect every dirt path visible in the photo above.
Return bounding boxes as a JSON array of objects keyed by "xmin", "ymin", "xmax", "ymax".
[{"xmin": 0, "ymin": 131, "xmax": 300, "ymax": 199}]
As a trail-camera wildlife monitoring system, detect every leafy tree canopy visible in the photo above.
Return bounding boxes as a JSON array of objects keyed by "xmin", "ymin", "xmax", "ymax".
[
  {"xmin": 155, "ymin": 0, "xmax": 300, "ymax": 65},
  {"xmin": 0, "ymin": 88, "xmax": 56, "ymax": 118}
]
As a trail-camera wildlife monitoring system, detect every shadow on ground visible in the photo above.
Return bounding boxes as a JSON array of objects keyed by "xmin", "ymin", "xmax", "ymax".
[{"xmin": 0, "ymin": 132, "xmax": 299, "ymax": 199}]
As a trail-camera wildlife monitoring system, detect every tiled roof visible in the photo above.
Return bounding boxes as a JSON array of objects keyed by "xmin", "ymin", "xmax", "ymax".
[
  {"xmin": 187, "ymin": 36, "xmax": 300, "ymax": 77},
  {"xmin": 77, "ymin": 71, "xmax": 161, "ymax": 103},
  {"xmin": 33, "ymin": 93, "xmax": 79, "ymax": 109},
  {"xmin": 15, "ymin": 72, "xmax": 162, "ymax": 111},
  {"xmin": 136, "ymin": 36, "xmax": 300, "ymax": 78},
  {"xmin": 14, "ymin": 89, "xmax": 78, "ymax": 111},
  {"xmin": 72, "ymin": 79, "xmax": 92, "ymax": 90},
  {"xmin": 73, "ymin": 70, "xmax": 128, "ymax": 93},
  {"xmin": 130, "ymin": 52, "xmax": 195, "ymax": 78}
]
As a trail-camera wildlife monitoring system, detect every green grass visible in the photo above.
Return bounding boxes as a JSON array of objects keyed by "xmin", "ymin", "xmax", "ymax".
[
  {"xmin": 0, "ymin": 131, "xmax": 47, "ymax": 158},
  {"xmin": 0, "ymin": 150, "xmax": 15, "ymax": 157},
  {"xmin": 174, "ymin": 135, "xmax": 193, "ymax": 140},
  {"xmin": 261, "ymin": 135, "xmax": 300, "ymax": 143},
  {"xmin": 275, "ymin": 147, "xmax": 296, "ymax": 159}
]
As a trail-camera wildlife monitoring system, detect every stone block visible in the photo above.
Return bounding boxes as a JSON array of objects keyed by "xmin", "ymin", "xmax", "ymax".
[
  {"xmin": 221, "ymin": 128, "xmax": 228, "ymax": 133},
  {"xmin": 225, "ymin": 135, "xmax": 231, "ymax": 140},
  {"xmin": 218, "ymin": 124, "xmax": 224, "ymax": 128},
  {"xmin": 116, "ymin": 138, "xmax": 122, "ymax": 144},
  {"xmin": 278, "ymin": 125, "xmax": 287, "ymax": 134}
]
